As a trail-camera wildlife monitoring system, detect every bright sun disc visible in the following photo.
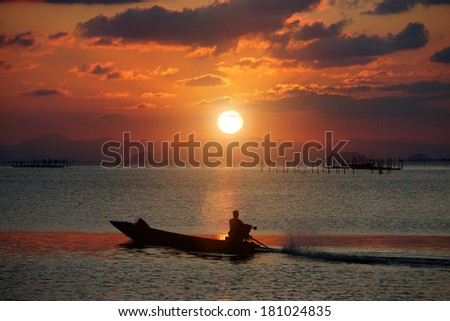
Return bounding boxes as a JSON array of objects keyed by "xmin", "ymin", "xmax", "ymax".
[{"xmin": 217, "ymin": 111, "xmax": 243, "ymax": 134}]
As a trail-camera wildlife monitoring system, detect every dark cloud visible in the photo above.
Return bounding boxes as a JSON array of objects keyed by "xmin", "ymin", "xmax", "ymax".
[
  {"xmin": 323, "ymin": 85, "xmax": 375, "ymax": 93},
  {"xmin": 380, "ymin": 81, "xmax": 450, "ymax": 95},
  {"xmin": 367, "ymin": 0, "xmax": 450, "ymax": 15},
  {"xmin": 91, "ymin": 37, "xmax": 114, "ymax": 46},
  {"xmin": 293, "ymin": 20, "xmax": 347, "ymax": 41},
  {"xmin": 75, "ymin": 62, "xmax": 117, "ymax": 78},
  {"xmin": 387, "ymin": 22, "xmax": 429, "ymax": 50},
  {"xmin": 302, "ymin": 81, "xmax": 450, "ymax": 96},
  {"xmin": 70, "ymin": 62, "xmax": 112, "ymax": 78},
  {"xmin": 105, "ymin": 71, "xmax": 123, "ymax": 79},
  {"xmin": 270, "ymin": 22, "xmax": 429, "ymax": 68},
  {"xmin": 72, "ymin": 62, "xmax": 153, "ymax": 80},
  {"xmin": 255, "ymin": 85, "xmax": 449, "ymax": 121},
  {"xmin": 430, "ymin": 46, "xmax": 450, "ymax": 63},
  {"xmin": 77, "ymin": 0, "xmax": 320, "ymax": 50},
  {"xmin": 22, "ymin": 88, "xmax": 68, "ymax": 97},
  {"xmin": 48, "ymin": 31, "xmax": 68, "ymax": 40},
  {"xmin": 135, "ymin": 103, "xmax": 154, "ymax": 110},
  {"xmin": 0, "ymin": 60, "xmax": 13, "ymax": 71},
  {"xmin": 90, "ymin": 63, "xmax": 112, "ymax": 75},
  {"xmin": 0, "ymin": 31, "xmax": 35, "ymax": 48}
]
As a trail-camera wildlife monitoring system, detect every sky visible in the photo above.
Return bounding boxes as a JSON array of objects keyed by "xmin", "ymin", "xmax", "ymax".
[{"xmin": 0, "ymin": 0, "xmax": 449, "ymax": 145}]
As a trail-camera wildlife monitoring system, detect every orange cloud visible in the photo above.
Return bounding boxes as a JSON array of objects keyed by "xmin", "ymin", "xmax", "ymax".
[
  {"xmin": 191, "ymin": 96, "xmax": 232, "ymax": 106},
  {"xmin": 94, "ymin": 91, "xmax": 129, "ymax": 99},
  {"xmin": 70, "ymin": 62, "xmax": 176, "ymax": 80},
  {"xmin": 141, "ymin": 92, "xmax": 177, "ymax": 99},
  {"xmin": 175, "ymin": 74, "xmax": 231, "ymax": 87}
]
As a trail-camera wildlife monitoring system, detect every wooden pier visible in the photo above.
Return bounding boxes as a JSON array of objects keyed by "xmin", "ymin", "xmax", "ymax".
[
  {"xmin": 348, "ymin": 156, "xmax": 403, "ymax": 174},
  {"xmin": 260, "ymin": 156, "xmax": 403, "ymax": 174}
]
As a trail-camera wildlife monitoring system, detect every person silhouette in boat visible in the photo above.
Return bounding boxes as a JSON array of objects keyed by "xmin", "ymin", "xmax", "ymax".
[{"xmin": 228, "ymin": 210, "xmax": 255, "ymax": 244}]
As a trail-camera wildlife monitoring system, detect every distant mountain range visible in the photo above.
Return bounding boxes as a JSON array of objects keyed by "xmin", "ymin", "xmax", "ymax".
[
  {"xmin": 0, "ymin": 133, "xmax": 449, "ymax": 164},
  {"xmin": 0, "ymin": 133, "xmax": 110, "ymax": 163}
]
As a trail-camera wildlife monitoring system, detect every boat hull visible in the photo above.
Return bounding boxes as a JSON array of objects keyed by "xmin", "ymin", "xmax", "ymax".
[{"xmin": 110, "ymin": 218, "xmax": 259, "ymax": 255}]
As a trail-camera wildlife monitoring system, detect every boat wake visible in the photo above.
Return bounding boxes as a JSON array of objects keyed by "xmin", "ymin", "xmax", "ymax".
[
  {"xmin": 281, "ymin": 245, "xmax": 450, "ymax": 267},
  {"xmin": 274, "ymin": 233, "xmax": 450, "ymax": 267}
]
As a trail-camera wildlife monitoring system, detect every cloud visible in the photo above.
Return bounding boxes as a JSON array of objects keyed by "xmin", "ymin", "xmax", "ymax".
[
  {"xmin": 107, "ymin": 102, "xmax": 159, "ymax": 110},
  {"xmin": 250, "ymin": 83, "xmax": 449, "ymax": 120},
  {"xmin": 21, "ymin": 88, "xmax": 70, "ymax": 97},
  {"xmin": 342, "ymin": 69, "xmax": 394, "ymax": 85},
  {"xmin": 291, "ymin": 20, "xmax": 347, "ymax": 41},
  {"xmin": 0, "ymin": 31, "xmax": 35, "ymax": 48},
  {"xmin": 1, "ymin": 30, "xmax": 72, "ymax": 56},
  {"xmin": 46, "ymin": 31, "xmax": 75, "ymax": 48},
  {"xmin": 191, "ymin": 96, "xmax": 232, "ymax": 106},
  {"xmin": 237, "ymin": 56, "xmax": 294, "ymax": 69},
  {"xmin": 94, "ymin": 91, "xmax": 129, "ymax": 99},
  {"xmin": 70, "ymin": 62, "xmax": 157, "ymax": 80},
  {"xmin": 379, "ymin": 81, "xmax": 450, "ymax": 95},
  {"xmin": 141, "ymin": 92, "xmax": 177, "ymax": 99},
  {"xmin": 270, "ymin": 22, "xmax": 429, "ymax": 68},
  {"xmin": 48, "ymin": 31, "xmax": 69, "ymax": 40},
  {"xmin": 81, "ymin": 36, "xmax": 189, "ymax": 52},
  {"xmin": 0, "ymin": 60, "xmax": 13, "ymax": 71},
  {"xmin": 91, "ymin": 63, "xmax": 113, "ymax": 75},
  {"xmin": 70, "ymin": 62, "xmax": 115, "ymax": 78},
  {"xmin": 76, "ymin": 0, "xmax": 320, "ymax": 51},
  {"xmin": 175, "ymin": 74, "xmax": 230, "ymax": 87},
  {"xmin": 184, "ymin": 46, "xmax": 217, "ymax": 58},
  {"xmin": 134, "ymin": 103, "xmax": 156, "ymax": 110},
  {"xmin": 388, "ymin": 22, "xmax": 429, "ymax": 50},
  {"xmin": 149, "ymin": 66, "xmax": 179, "ymax": 76},
  {"xmin": 430, "ymin": 46, "xmax": 450, "ymax": 64},
  {"xmin": 216, "ymin": 56, "xmax": 296, "ymax": 77},
  {"xmin": 315, "ymin": 80, "xmax": 450, "ymax": 97},
  {"xmin": 0, "ymin": 60, "xmax": 40, "ymax": 73},
  {"xmin": 257, "ymin": 80, "xmax": 450, "ymax": 98},
  {"xmin": 367, "ymin": 0, "xmax": 450, "ymax": 15}
]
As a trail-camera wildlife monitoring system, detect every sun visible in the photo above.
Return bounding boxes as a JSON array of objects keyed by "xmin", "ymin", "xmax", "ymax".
[{"xmin": 217, "ymin": 110, "xmax": 243, "ymax": 134}]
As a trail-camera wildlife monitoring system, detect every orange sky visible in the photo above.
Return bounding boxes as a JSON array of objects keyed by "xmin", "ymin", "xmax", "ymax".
[{"xmin": 0, "ymin": 0, "xmax": 449, "ymax": 145}]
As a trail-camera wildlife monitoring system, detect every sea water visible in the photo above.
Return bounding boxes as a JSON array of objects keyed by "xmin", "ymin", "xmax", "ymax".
[{"xmin": 0, "ymin": 165, "xmax": 449, "ymax": 300}]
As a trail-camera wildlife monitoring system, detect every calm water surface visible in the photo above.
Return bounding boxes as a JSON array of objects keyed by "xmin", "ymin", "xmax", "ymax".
[{"xmin": 0, "ymin": 166, "xmax": 449, "ymax": 300}]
